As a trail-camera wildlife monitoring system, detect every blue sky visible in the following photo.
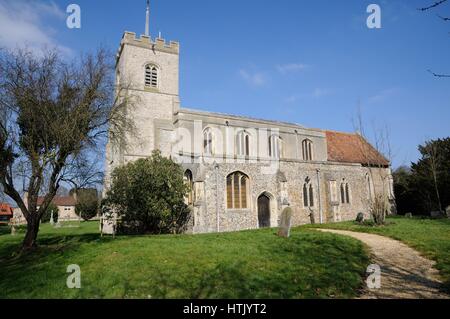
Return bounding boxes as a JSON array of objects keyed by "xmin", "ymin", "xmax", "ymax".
[{"xmin": 1, "ymin": 0, "xmax": 449, "ymax": 168}]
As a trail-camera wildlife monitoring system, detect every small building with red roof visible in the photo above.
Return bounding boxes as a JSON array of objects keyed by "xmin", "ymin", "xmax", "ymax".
[{"xmin": 0, "ymin": 203, "xmax": 14, "ymax": 225}]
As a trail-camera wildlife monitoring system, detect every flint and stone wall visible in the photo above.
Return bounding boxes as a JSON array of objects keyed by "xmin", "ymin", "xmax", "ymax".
[{"xmin": 181, "ymin": 158, "xmax": 392, "ymax": 234}]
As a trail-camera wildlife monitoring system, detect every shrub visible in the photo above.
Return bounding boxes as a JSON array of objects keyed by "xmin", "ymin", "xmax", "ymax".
[
  {"xmin": 102, "ymin": 151, "xmax": 191, "ymax": 235},
  {"xmin": 41, "ymin": 203, "xmax": 59, "ymax": 223},
  {"xmin": 75, "ymin": 189, "xmax": 99, "ymax": 221},
  {"xmin": 370, "ymin": 193, "xmax": 390, "ymax": 225}
]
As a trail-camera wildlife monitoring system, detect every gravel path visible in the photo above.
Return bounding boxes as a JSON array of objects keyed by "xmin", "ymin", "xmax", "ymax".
[{"xmin": 318, "ymin": 229, "xmax": 449, "ymax": 299}]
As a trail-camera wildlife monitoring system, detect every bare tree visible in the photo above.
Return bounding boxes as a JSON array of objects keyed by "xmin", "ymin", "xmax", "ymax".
[
  {"xmin": 421, "ymin": 141, "xmax": 444, "ymax": 212},
  {"xmin": 418, "ymin": 0, "xmax": 450, "ymax": 77},
  {"xmin": 0, "ymin": 47, "xmax": 134, "ymax": 250},
  {"xmin": 353, "ymin": 107, "xmax": 395, "ymax": 225},
  {"xmin": 418, "ymin": 0, "xmax": 448, "ymax": 11}
]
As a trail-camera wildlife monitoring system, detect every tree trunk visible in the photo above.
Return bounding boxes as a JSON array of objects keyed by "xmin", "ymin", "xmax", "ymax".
[
  {"xmin": 22, "ymin": 218, "xmax": 40, "ymax": 250},
  {"xmin": 433, "ymin": 174, "xmax": 443, "ymax": 212}
]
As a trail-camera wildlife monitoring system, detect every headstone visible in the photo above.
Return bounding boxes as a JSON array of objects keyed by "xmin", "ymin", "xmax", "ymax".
[
  {"xmin": 356, "ymin": 212, "xmax": 364, "ymax": 223},
  {"xmin": 446, "ymin": 206, "xmax": 450, "ymax": 218},
  {"xmin": 50, "ymin": 212, "xmax": 54, "ymax": 225},
  {"xmin": 405, "ymin": 213, "xmax": 413, "ymax": 218},
  {"xmin": 309, "ymin": 209, "xmax": 316, "ymax": 225},
  {"xmin": 101, "ymin": 214, "xmax": 117, "ymax": 236},
  {"xmin": 277, "ymin": 207, "xmax": 292, "ymax": 238},
  {"xmin": 431, "ymin": 211, "xmax": 444, "ymax": 219}
]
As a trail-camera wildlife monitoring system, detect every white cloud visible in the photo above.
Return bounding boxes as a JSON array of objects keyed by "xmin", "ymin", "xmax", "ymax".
[
  {"xmin": 367, "ymin": 88, "xmax": 400, "ymax": 104},
  {"xmin": 276, "ymin": 63, "xmax": 309, "ymax": 74},
  {"xmin": 0, "ymin": 0, "xmax": 72, "ymax": 56},
  {"xmin": 312, "ymin": 88, "xmax": 330, "ymax": 98},
  {"xmin": 284, "ymin": 88, "xmax": 331, "ymax": 103},
  {"xmin": 285, "ymin": 95, "xmax": 300, "ymax": 103},
  {"xmin": 239, "ymin": 69, "xmax": 267, "ymax": 87}
]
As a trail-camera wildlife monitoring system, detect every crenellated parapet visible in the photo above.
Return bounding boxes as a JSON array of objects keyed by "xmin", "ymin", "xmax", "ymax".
[{"xmin": 119, "ymin": 31, "xmax": 179, "ymax": 55}]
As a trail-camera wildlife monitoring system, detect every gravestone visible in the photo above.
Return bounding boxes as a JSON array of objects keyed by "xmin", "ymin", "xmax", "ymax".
[
  {"xmin": 446, "ymin": 206, "xmax": 450, "ymax": 218},
  {"xmin": 356, "ymin": 212, "xmax": 364, "ymax": 223},
  {"xmin": 277, "ymin": 207, "xmax": 293, "ymax": 238},
  {"xmin": 50, "ymin": 212, "xmax": 54, "ymax": 225},
  {"xmin": 309, "ymin": 209, "xmax": 316, "ymax": 225},
  {"xmin": 405, "ymin": 213, "xmax": 413, "ymax": 219},
  {"xmin": 10, "ymin": 222, "xmax": 16, "ymax": 236},
  {"xmin": 101, "ymin": 213, "xmax": 117, "ymax": 237},
  {"xmin": 430, "ymin": 211, "xmax": 444, "ymax": 219}
]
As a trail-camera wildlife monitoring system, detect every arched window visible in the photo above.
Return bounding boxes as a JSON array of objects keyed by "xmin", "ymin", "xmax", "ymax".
[
  {"xmin": 340, "ymin": 180, "xmax": 350, "ymax": 204},
  {"xmin": 303, "ymin": 177, "xmax": 314, "ymax": 208},
  {"xmin": 203, "ymin": 128, "xmax": 214, "ymax": 155},
  {"xmin": 302, "ymin": 139, "xmax": 313, "ymax": 161},
  {"xmin": 269, "ymin": 135, "xmax": 282, "ymax": 159},
  {"xmin": 226, "ymin": 172, "xmax": 249, "ymax": 209},
  {"xmin": 184, "ymin": 170, "xmax": 194, "ymax": 205},
  {"xmin": 236, "ymin": 131, "xmax": 250, "ymax": 157},
  {"xmin": 145, "ymin": 64, "xmax": 158, "ymax": 88}
]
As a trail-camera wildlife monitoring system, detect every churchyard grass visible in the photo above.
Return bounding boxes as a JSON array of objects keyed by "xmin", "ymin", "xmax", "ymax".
[{"xmin": 0, "ymin": 222, "xmax": 369, "ymax": 299}]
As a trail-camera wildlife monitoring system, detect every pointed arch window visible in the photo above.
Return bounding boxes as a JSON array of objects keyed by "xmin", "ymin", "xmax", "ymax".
[
  {"xmin": 340, "ymin": 180, "xmax": 350, "ymax": 204},
  {"xmin": 236, "ymin": 131, "xmax": 250, "ymax": 157},
  {"xmin": 203, "ymin": 128, "xmax": 214, "ymax": 155},
  {"xmin": 227, "ymin": 172, "xmax": 249, "ymax": 209},
  {"xmin": 302, "ymin": 139, "xmax": 313, "ymax": 161},
  {"xmin": 145, "ymin": 64, "xmax": 158, "ymax": 88},
  {"xmin": 303, "ymin": 177, "xmax": 314, "ymax": 208},
  {"xmin": 269, "ymin": 135, "xmax": 283, "ymax": 159}
]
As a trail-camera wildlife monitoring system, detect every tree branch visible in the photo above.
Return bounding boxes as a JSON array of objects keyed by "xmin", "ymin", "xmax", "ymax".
[
  {"xmin": 437, "ymin": 14, "xmax": 450, "ymax": 21},
  {"xmin": 428, "ymin": 69, "xmax": 450, "ymax": 77},
  {"xmin": 418, "ymin": 0, "xmax": 448, "ymax": 11}
]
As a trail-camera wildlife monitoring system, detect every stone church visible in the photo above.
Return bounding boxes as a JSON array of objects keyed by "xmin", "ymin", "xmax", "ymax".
[{"xmin": 104, "ymin": 3, "xmax": 394, "ymax": 234}]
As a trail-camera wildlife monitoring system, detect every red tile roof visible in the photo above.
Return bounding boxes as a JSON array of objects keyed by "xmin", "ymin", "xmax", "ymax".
[
  {"xmin": 0, "ymin": 203, "xmax": 14, "ymax": 216},
  {"xmin": 325, "ymin": 131, "xmax": 389, "ymax": 166},
  {"xmin": 37, "ymin": 196, "xmax": 76, "ymax": 207}
]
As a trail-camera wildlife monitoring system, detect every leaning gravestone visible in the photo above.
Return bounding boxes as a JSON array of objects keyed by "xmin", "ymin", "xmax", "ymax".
[
  {"xmin": 277, "ymin": 207, "xmax": 293, "ymax": 238},
  {"xmin": 446, "ymin": 206, "xmax": 450, "ymax": 219},
  {"xmin": 356, "ymin": 212, "xmax": 364, "ymax": 223}
]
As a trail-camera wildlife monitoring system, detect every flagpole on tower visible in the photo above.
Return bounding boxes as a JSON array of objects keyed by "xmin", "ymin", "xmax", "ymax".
[{"xmin": 145, "ymin": 0, "xmax": 150, "ymax": 36}]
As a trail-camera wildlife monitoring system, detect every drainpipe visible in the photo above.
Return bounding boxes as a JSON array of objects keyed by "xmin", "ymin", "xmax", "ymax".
[
  {"xmin": 316, "ymin": 168, "xmax": 323, "ymax": 224},
  {"xmin": 215, "ymin": 163, "xmax": 220, "ymax": 232}
]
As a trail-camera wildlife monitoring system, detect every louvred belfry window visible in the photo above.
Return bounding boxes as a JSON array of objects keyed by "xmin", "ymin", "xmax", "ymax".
[{"xmin": 145, "ymin": 64, "xmax": 158, "ymax": 88}]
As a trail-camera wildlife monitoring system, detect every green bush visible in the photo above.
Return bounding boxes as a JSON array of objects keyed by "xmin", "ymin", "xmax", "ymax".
[
  {"xmin": 75, "ymin": 189, "xmax": 99, "ymax": 221},
  {"xmin": 102, "ymin": 151, "xmax": 191, "ymax": 235},
  {"xmin": 41, "ymin": 203, "xmax": 59, "ymax": 223}
]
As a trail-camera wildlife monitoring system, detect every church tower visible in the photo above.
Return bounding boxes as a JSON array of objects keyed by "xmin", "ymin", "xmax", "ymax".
[{"xmin": 104, "ymin": 1, "xmax": 180, "ymax": 189}]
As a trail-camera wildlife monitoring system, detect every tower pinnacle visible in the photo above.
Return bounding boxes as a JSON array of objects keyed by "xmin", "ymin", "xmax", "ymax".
[{"xmin": 145, "ymin": 0, "xmax": 150, "ymax": 36}]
